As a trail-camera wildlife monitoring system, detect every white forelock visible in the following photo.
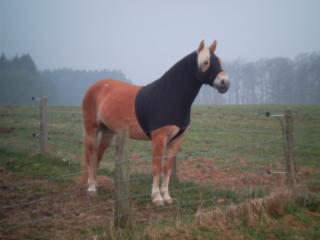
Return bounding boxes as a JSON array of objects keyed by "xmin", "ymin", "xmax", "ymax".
[{"xmin": 197, "ymin": 47, "xmax": 210, "ymax": 68}]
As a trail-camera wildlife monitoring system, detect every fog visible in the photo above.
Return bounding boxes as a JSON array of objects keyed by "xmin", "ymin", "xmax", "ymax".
[{"xmin": 1, "ymin": 0, "xmax": 320, "ymax": 105}]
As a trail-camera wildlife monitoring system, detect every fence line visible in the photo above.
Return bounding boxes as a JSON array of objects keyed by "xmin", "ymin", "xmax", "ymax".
[
  {"xmin": 3, "ymin": 198, "xmax": 204, "ymax": 232},
  {"xmin": 1, "ymin": 107, "xmax": 302, "ymax": 235},
  {"xmin": 43, "ymin": 128, "xmax": 283, "ymax": 150},
  {"xmin": 1, "ymin": 164, "xmax": 280, "ymax": 211},
  {"xmin": 109, "ymin": 110, "xmax": 297, "ymax": 229},
  {"xmin": 1, "ymin": 137, "xmax": 284, "ymax": 191},
  {"xmin": 1, "ymin": 160, "xmax": 278, "ymax": 210}
]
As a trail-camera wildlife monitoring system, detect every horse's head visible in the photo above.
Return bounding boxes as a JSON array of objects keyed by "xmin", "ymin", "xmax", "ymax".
[{"xmin": 196, "ymin": 40, "xmax": 229, "ymax": 93}]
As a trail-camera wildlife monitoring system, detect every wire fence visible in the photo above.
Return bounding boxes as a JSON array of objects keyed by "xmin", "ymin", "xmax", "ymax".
[
  {"xmin": 109, "ymin": 116, "xmax": 296, "ymax": 228},
  {"xmin": 0, "ymin": 104, "xmax": 318, "ymax": 238}
]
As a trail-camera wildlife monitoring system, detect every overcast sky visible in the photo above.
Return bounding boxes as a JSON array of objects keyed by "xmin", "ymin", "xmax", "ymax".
[{"xmin": 1, "ymin": 0, "xmax": 320, "ymax": 84}]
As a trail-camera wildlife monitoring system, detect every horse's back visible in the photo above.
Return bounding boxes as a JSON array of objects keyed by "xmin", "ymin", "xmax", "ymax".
[
  {"xmin": 83, "ymin": 79, "xmax": 147, "ymax": 139},
  {"xmin": 83, "ymin": 79, "xmax": 138, "ymax": 108}
]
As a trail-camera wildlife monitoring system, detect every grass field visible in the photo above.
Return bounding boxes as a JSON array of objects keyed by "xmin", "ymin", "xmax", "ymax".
[{"xmin": 0, "ymin": 105, "xmax": 319, "ymax": 239}]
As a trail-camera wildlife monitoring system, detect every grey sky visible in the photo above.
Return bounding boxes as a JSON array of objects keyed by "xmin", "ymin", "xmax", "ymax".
[{"xmin": 1, "ymin": 0, "xmax": 320, "ymax": 84}]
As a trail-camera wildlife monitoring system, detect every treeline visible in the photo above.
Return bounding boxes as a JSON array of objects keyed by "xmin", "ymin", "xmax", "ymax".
[
  {"xmin": 0, "ymin": 54, "xmax": 129, "ymax": 105},
  {"xmin": 197, "ymin": 52, "xmax": 320, "ymax": 104},
  {"xmin": 1, "ymin": 53, "xmax": 319, "ymax": 106}
]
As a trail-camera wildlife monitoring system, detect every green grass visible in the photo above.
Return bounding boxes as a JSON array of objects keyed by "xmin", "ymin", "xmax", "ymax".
[
  {"xmin": 1, "ymin": 105, "xmax": 319, "ymax": 171},
  {"xmin": 0, "ymin": 147, "xmax": 80, "ymax": 183},
  {"xmin": 0, "ymin": 104, "xmax": 320, "ymax": 239},
  {"xmin": 129, "ymin": 172, "xmax": 258, "ymax": 212}
]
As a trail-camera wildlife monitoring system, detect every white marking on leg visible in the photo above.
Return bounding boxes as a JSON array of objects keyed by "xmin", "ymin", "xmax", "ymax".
[
  {"xmin": 88, "ymin": 174, "xmax": 97, "ymax": 192},
  {"xmin": 88, "ymin": 183, "xmax": 96, "ymax": 192},
  {"xmin": 161, "ymin": 172, "xmax": 173, "ymax": 204},
  {"xmin": 87, "ymin": 152, "xmax": 97, "ymax": 193},
  {"xmin": 151, "ymin": 175, "xmax": 164, "ymax": 206}
]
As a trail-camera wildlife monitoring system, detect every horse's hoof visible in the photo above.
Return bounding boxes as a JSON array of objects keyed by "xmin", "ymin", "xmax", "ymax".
[
  {"xmin": 152, "ymin": 199, "xmax": 165, "ymax": 206},
  {"xmin": 87, "ymin": 190, "xmax": 97, "ymax": 197},
  {"xmin": 164, "ymin": 197, "xmax": 173, "ymax": 205},
  {"xmin": 87, "ymin": 186, "xmax": 97, "ymax": 196}
]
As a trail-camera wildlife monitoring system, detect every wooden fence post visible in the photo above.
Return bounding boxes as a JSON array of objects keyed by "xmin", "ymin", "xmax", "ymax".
[
  {"xmin": 39, "ymin": 96, "xmax": 48, "ymax": 154},
  {"xmin": 114, "ymin": 129, "xmax": 130, "ymax": 229},
  {"xmin": 284, "ymin": 110, "xmax": 297, "ymax": 187}
]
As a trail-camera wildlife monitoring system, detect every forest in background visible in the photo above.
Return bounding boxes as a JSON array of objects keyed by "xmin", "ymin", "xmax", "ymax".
[
  {"xmin": 198, "ymin": 52, "xmax": 320, "ymax": 104},
  {"xmin": 0, "ymin": 54, "xmax": 129, "ymax": 106},
  {"xmin": 0, "ymin": 52, "xmax": 319, "ymax": 106}
]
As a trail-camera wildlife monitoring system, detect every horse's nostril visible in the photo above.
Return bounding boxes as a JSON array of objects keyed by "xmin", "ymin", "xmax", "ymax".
[{"xmin": 221, "ymin": 79, "xmax": 225, "ymax": 86}]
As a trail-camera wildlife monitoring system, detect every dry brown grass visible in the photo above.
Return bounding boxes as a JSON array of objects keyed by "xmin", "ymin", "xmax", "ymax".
[
  {"xmin": 195, "ymin": 188, "xmax": 293, "ymax": 227},
  {"xmin": 142, "ymin": 188, "xmax": 307, "ymax": 240}
]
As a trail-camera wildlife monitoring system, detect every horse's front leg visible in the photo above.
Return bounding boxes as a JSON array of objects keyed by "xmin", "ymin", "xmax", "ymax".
[
  {"xmin": 161, "ymin": 137, "xmax": 184, "ymax": 204},
  {"xmin": 151, "ymin": 134, "xmax": 167, "ymax": 206}
]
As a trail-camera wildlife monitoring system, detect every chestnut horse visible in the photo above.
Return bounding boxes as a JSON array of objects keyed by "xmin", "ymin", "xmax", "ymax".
[{"xmin": 81, "ymin": 40, "xmax": 229, "ymax": 206}]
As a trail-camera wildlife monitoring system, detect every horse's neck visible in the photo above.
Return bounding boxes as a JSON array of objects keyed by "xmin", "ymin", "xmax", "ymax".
[
  {"xmin": 156, "ymin": 52, "xmax": 202, "ymax": 107},
  {"xmin": 161, "ymin": 52, "xmax": 197, "ymax": 81}
]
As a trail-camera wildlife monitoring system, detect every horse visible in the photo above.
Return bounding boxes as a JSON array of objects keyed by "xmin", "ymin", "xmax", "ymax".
[{"xmin": 81, "ymin": 40, "xmax": 229, "ymax": 206}]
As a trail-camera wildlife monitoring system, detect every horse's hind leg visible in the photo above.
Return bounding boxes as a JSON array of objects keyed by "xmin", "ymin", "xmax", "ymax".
[
  {"xmin": 81, "ymin": 138, "xmax": 90, "ymax": 190},
  {"xmin": 81, "ymin": 127, "xmax": 99, "ymax": 194},
  {"xmin": 81, "ymin": 126, "xmax": 113, "ymax": 194},
  {"xmin": 97, "ymin": 126, "xmax": 114, "ymax": 166},
  {"xmin": 161, "ymin": 137, "xmax": 184, "ymax": 204}
]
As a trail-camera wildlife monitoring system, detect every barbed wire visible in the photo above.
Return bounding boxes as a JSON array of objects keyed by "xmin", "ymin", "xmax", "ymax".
[
  {"xmin": 1, "ymin": 177, "xmax": 271, "ymax": 233},
  {"xmin": 1, "ymin": 159, "xmax": 280, "ymax": 211},
  {"xmin": 0, "ymin": 135, "xmax": 284, "ymax": 192},
  {"xmin": 0, "ymin": 169, "xmax": 83, "ymax": 188},
  {"xmin": 1, "ymin": 165, "xmax": 278, "ymax": 212}
]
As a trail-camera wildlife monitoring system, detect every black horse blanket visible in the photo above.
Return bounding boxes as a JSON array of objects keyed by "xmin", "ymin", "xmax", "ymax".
[{"xmin": 135, "ymin": 52, "xmax": 203, "ymax": 139}]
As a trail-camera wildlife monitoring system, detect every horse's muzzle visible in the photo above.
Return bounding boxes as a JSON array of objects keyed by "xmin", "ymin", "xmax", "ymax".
[
  {"xmin": 214, "ymin": 73, "xmax": 229, "ymax": 94},
  {"xmin": 217, "ymin": 85, "xmax": 229, "ymax": 94}
]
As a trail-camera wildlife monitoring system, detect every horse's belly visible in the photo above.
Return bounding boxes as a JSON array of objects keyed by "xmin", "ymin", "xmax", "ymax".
[{"xmin": 97, "ymin": 82, "xmax": 148, "ymax": 140}]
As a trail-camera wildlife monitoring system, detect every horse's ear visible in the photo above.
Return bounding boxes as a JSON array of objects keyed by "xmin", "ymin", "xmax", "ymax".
[
  {"xmin": 210, "ymin": 40, "xmax": 217, "ymax": 53},
  {"xmin": 197, "ymin": 40, "xmax": 205, "ymax": 52}
]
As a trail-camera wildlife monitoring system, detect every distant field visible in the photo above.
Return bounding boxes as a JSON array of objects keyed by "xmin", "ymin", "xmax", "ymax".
[{"xmin": 0, "ymin": 105, "xmax": 319, "ymax": 239}]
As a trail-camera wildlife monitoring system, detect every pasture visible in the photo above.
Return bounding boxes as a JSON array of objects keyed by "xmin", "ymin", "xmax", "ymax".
[{"xmin": 0, "ymin": 105, "xmax": 320, "ymax": 239}]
